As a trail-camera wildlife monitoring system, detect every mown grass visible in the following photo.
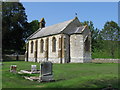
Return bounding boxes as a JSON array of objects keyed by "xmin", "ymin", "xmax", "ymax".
[{"xmin": 2, "ymin": 61, "xmax": 119, "ymax": 88}]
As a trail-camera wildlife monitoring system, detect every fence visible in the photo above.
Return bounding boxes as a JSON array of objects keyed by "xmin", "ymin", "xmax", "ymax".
[
  {"xmin": 92, "ymin": 58, "xmax": 120, "ymax": 63},
  {"xmin": 2, "ymin": 55, "xmax": 25, "ymax": 61}
]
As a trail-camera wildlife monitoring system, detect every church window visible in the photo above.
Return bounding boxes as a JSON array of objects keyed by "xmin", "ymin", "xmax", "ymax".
[
  {"xmin": 40, "ymin": 39, "xmax": 44, "ymax": 53},
  {"xmin": 52, "ymin": 37, "xmax": 56, "ymax": 52},
  {"xmin": 31, "ymin": 41, "xmax": 34, "ymax": 53}
]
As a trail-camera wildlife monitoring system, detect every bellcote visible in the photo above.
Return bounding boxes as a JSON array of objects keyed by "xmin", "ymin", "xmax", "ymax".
[{"xmin": 39, "ymin": 18, "xmax": 46, "ymax": 29}]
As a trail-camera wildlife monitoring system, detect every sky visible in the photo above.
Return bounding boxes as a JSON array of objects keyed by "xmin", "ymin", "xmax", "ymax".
[{"xmin": 21, "ymin": 2, "xmax": 118, "ymax": 30}]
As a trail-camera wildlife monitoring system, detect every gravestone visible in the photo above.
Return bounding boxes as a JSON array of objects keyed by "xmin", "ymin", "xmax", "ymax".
[
  {"xmin": 10, "ymin": 65, "xmax": 17, "ymax": 73},
  {"xmin": 31, "ymin": 65, "xmax": 37, "ymax": 73},
  {"xmin": 39, "ymin": 61, "xmax": 54, "ymax": 82}
]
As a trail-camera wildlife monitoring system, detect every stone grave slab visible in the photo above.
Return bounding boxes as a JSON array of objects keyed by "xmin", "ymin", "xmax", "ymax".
[{"xmin": 39, "ymin": 61, "xmax": 54, "ymax": 82}]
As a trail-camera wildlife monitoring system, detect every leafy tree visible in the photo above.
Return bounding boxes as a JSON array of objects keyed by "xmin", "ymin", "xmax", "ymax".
[
  {"xmin": 25, "ymin": 20, "xmax": 39, "ymax": 39},
  {"xmin": 101, "ymin": 21, "xmax": 119, "ymax": 41},
  {"xmin": 29, "ymin": 20, "xmax": 39, "ymax": 33},
  {"xmin": 82, "ymin": 21, "xmax": 103, "ymax": 52},
  {"xmin": 22, "ymin": 20, "xmax": 39, "ymax": 50},
  {"xmin": 2, "ymin": 2, "xmax": 27, "ymax": 54},
  {"xmin": 101, "ymin": 21, "xmax": 120, "ymax": 58}
]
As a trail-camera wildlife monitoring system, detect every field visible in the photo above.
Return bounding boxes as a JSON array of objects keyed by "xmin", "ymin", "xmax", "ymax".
[{"xmin": 1, "ymin": 61, "xmax": 119, "ymax": 89}]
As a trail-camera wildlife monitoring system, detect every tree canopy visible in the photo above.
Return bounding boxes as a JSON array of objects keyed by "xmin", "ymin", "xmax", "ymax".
[
  {"xmin": 82, "ymin": 21, "xmax": 103, "ymax": 52},
  {"xmin": 82, "ymin": 21, "xmax": 120, "ymax": 59},
  {"xmin": 2, "ymin": 2, "xmax": 27, "ymax": 54},
  {"xmin": 25, "ymin": 20, "xmax": 39, "ymax": 39},
  {"xmin": 100, "ymin": 21, "xmax": 120, "ymax": 58}
]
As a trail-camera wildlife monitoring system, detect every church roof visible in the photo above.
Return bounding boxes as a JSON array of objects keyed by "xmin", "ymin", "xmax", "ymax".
[
  {"xmin": 28, "ymin": 17, "xmax": 87, "ymax": 40},
  {"xmin": 65, "ymin": 26, "xmax": 87, "ymax": 35}
]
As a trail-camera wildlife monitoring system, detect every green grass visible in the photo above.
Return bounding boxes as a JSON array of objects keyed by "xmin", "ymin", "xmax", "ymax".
[{"xmin": 2, "ymin": 61, "xmax": 119, "ymax": 88}]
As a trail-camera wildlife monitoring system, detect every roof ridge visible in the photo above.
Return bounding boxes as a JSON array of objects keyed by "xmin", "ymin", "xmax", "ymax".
[
  {"xmin": 59, "ymin": 18, "xmax": 75, "ymax": 33},
  {"xmin": 61, "ymin": 17, "xmax": 80, "ymax": 33},
  {"xmin": 44, "ymin": 18, "xmax": 73, "ymax": 29},
  {"xmin": 27, "ymin": 18, "xmax": 75, "ymax": 40}
]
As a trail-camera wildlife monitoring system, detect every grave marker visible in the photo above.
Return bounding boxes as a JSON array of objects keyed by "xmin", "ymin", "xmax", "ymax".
[
  {"xmin": 10, "ymin": 65, "xmax": 17, "ymax": 73},
  {"xmin": 31, "ymin": 65, "xmax": 37, "ymax": 73},
  {"xmin": 39, "ymin": 61, "xmax": 54, "ymax": 82}
]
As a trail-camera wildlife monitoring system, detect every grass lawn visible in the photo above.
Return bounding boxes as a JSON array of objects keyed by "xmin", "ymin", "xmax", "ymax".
[{"xmin": 1, "ymin": 61, "xmax": 119, "ymax": 88}]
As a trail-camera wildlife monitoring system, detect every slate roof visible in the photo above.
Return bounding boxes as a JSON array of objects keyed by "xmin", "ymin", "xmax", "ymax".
[
  {"xmin": 28, "ymin": 17, "xmax": 87, "ymax": 40},
  {"xmin": 66, "ymin": 26, "xmax": 86, "ymax": 35}
]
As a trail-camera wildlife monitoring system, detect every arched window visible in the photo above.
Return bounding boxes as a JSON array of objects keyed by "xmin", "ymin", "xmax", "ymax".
[
  {"xmin": 40, "ymin": 39, "xmax": 44, "ymax": 53},
  {"xmin": 31, "ymin": 41, "xmax": 34, "ymax": 53},
  {"xmin": 52, "ymin": 37, "xmax": 56, "ymax": 52}
]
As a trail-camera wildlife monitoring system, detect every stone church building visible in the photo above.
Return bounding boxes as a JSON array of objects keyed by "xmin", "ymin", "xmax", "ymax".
[{"xmin": 25, "ymin": 17, "xmax": 91, "ymax": 63}]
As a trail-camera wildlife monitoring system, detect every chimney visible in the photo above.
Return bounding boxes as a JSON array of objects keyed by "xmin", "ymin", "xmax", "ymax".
[{"xmin": 39, "ymin": 18, "xmax": 46, "ymax": 29}]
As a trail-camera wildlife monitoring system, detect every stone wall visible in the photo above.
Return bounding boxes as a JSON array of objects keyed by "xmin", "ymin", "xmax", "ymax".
[
  {"xmin": 63, "ymin": 17, "xmax": 81, "ymax": 34},
  {"xmin": 70, "ymin": 34, "xmax": 84, "ymax": 63},
  {"xmin": 27, "ymin": 34, "xmax": 67, "ymax": 63},
  {"xmin": 28, "ymin": 39, "xmax": 36, "ymax": 59},
  {"xmin": 82, "ymin": 26, "xmax": 91, "ymax": 63},
  {"xmin": 63, "ymin": 34, "xmax": 70, "ymax": 63},
  {"xmin": 92, "ymin": 58, "xmax": 120, "ymax": 63},
  {"xmin": 48, "ymin": 34, "xmax": 61, "ymax": 63},
  {"xmin": 2, "ymin": 55, "xmax": 25, "ymax": 61},
  {"xmin": 83, "ymin": 52, "xmax": 92, "ymax": 63}
]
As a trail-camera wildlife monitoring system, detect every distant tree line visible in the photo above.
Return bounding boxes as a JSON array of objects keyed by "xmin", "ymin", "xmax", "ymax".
[
  {"xmin": 2, "ymin": 2, "xmax": 120, "ymax": 59},
  {"xmin": 82, "ymin": 21, "xmax": 120, "ymax": 59}
]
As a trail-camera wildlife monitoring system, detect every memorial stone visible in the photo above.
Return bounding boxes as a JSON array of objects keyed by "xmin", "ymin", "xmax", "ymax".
[
  {"xmin": 31, "ymin": 65, "xmax": 37, "ymax": 73},
  {"xmin": 40, "ymin": 61, "xmax": 54, "ymax": 82},
  {"xmin": 10, "ymin": 65, "xmax": 17, "ymax": 73}
]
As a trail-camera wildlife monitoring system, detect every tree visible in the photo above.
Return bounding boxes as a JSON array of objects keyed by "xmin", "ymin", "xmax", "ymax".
[
  {"xmin": 2, "ymin": 2, "xmax": 27, "ymax": 54},
  {"xmin": 29, "ymin": 20, "xmax": 39, "ymax": 33},
  {"xmin": 101, "ymin": 21, "xmax": 120, "ymax": 58},
  {"xmin": 82, "ymin": 21, "xmax": 103, "ymax": 52},
  {"xmin": 25, "ymin": 20, "xmax": 39, "ymax": 39}
]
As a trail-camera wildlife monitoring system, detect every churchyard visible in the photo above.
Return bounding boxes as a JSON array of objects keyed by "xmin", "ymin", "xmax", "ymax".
[{"xmin": 2, "ymin": 61, "xmax": 119, "ymax": 89}]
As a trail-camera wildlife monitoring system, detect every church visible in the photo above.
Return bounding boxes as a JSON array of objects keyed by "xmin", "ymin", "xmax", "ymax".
[{"xmin": 25, "ymin": 17, "xmax": 91, "ymax": 63}]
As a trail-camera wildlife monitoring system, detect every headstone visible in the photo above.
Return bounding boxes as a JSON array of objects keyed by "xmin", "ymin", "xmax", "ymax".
[
  {"xmin": 10, "ymin": 65, "xmax": 17, "ymax": 73},
  {"xmin": 39, "ymin": 61, "xmax": 54, "ymax": 82},
  {"xmin": 31, "ymin": 65, "xmax": 37, "ymax": 73}
]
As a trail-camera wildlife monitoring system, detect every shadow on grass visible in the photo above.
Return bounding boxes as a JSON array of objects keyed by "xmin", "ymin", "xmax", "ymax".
[
  {"xmin": 55, "ymin": 79, "xmax": 66, "ymax": 82},
  {"xmin": 82, "ymin": 77, "xmax": 119, "ymax": 89},
  {"xmin": 40, "ymin": 79, "xmax": 66, "ymax": 84}
]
